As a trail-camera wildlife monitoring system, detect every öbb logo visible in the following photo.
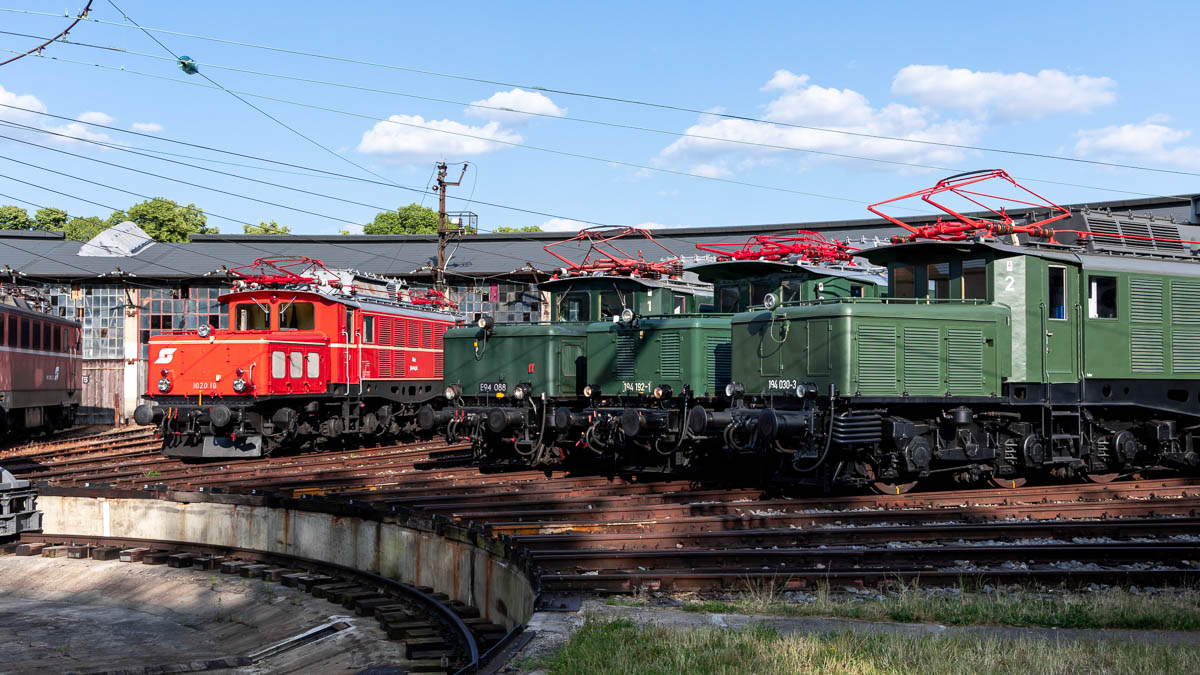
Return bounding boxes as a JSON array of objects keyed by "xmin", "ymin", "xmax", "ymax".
[{"xmin": 154, "ymin": 348, "xmax": 178, "ymax": 365}]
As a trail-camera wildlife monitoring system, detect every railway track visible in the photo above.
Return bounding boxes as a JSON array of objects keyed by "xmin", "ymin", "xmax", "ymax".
[
  {"xmin": 4, "ymin": 532, "xmax": 508, "ymax": 672},
  {"xmin": 10, "ymin": 427, "xmax": 1200, "ymax": 597}
]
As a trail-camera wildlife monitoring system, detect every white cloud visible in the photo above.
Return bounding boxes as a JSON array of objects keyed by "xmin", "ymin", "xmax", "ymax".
[
  {"xmin": 466, "ymin": 88, "xmax": 566, "ymax": 125},
  {"xmin": 761, "ymin": 69, "xmax": 810, "ymax": 91},
  {"xmin": 77, "ymin": 111, "xmax": 114, "ymax": 125},
  {"xmin": 356, "ymin": 114, "xmax": 522, "ymax": 161},
  {"xmin": 891, "ymin": 65, "xmax": 1116, "ymax": 119},
  {"xmin": 341, "ymin": 223, "xmax": 365, "ymax": 235},
  {"xmin": 1074, "ymin": 116, "xmax": 1200, "ymax": 168},
  {"xmin": 131, "ymin": 122, "xmax": 163, "ymax": 133},
  {"xmin": 0, "ymin": 85, "xmax": 110, "ymax": 145},
  {"xmin": 540, "ymin": 217, "xmax": 587, "ymax": 232},
  {"xmin": 691, "ymin": 163, "xmax": 731, "ymax": 178},
  {"xmin": 656, "ymin": 71, "xmax": 979, "ymax": 177}
]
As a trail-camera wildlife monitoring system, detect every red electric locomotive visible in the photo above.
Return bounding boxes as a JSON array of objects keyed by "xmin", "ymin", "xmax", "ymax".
[
  {"xmin": 133, "ymin": 258, "xmax": 459, "ymax": 458},
  {"xmin": 0, "ymin": 285, "xmax": 81, "ymax": 440}
]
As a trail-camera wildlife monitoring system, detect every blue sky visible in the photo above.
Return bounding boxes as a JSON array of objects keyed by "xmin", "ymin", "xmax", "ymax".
[{"xmin": 0, "ymin": 0, "xmax": 1197, "ymax": 236}]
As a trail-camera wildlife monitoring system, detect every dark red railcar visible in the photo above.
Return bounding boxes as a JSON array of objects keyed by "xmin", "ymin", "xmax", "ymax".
[{"xmin": 0, "ymin": 288, "xmax": 81, "ymax": 439}]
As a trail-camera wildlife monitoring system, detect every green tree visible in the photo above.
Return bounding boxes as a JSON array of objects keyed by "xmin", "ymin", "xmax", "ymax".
[
  {"xmin": 110, "ymin": 198, "xmax": 217, "ymax": 242},
  {"xmin": 62, "ymin": 216, "xmax": 108, "ymax": 242},
  {"xmin": 33, "ymin": 207, "xmax": 69, "ymax": 232},
  {"xmin": 363, "ymin": 203, "xmax": 438, "ymax": 235},
  {"xmin": 493, "ymin": 225, "xmax": 543, "ymax": 233},
  {"xmin": 244, "ymin": 220, "xmax": 291, "ymax": 235},
  {"xmin": 0, "ymin": 205, "xmax": 32, "ymax": 230}
]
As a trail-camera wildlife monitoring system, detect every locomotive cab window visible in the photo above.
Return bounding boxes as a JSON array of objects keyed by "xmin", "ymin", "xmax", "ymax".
[
  {"xmin": 31, "ymin": 320, "xmax": 40, "ymax": 350},
  {"xmin": 7, "ymin": 315, "xmax": 15, "ymax": 347},
  {"xmin": 890, "ymin": 263, "xmax": 916, "ymax": 298},
  {"xmin": 561, "ymin": 292, "xmax": 590, "ymax": 322},
  {"xmin": 0, "ymin": 314, "xmax": 5, "ymax": 345},
  {"xmin": 363, "ymin": 315, "xmax": 376, "ymax": 343},
  {"xmin": 926, "ymin": 263, "xmax": 951, "ymax": 299},
  {"xmin": 673, "ymin": 294, "xmax": 686, "ymax": 314},
  {"xmin": 234, "ymin": 303, "xmax": 269, "ymax": 331},
  {"xmin": 783, "ymin": 279, "xmax": 804, "ymax": 303},
  {"xmin": 750, "ymin": 282, "xmax": 775, "ymax": 308},
  {"xmin": 20, "ymin": 318, "xmax": 29, "ymax": 348},
  {"xmin": 279, "ymin": 302, "xmax": 315, "ymax": 330},
  {"xmin": 1088, "ymin": 275, "xmax": 1118, "ymax": 319},
  {"xmin": 850, "ymin": 285, "xmax": 864, "ymax": 298},
  {"xmin": 962, "ymin": 259, "xmax": 988, "ymax": 299},
  {"xmin": 718, "ymin": 285, "xmax": 742, "ymax": 313},
  {"xmin": 598, "ymin": 291, "xmax": 625, "ymax": 319},
  {"xmin": 53, "ymin": 327, "xmax": 62, "ymax": 352},
  {"xmin": 1048, "ymin": 266, "xmax": 1067, "ymax": 320}
]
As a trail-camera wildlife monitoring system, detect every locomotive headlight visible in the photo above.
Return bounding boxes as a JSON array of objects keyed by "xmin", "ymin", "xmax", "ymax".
[
  {"xmin": 725, "ymin": 382, "xmax": 745, "ymax": 398},
  {"xmin": 763, "ymin": 292, "xmax": 778, "ymax": 311},
  {"xmin": 620, "ymin": 308, "xmax": 635, "ymax": 324},
  {"xmin": 477, "ymin": 314, "xmax": 495, "ymax": 331},
  {"xmin": 160, "ymin": 368, "xmax": 169, "ymax": 377},
  {"xmin": 157, "ymin": 377, "xmax": 172, "ymax": 393},
  {"xmin": 513, "ymin": 384, "xmax": 531, "ymax": 400},
  {"xmin": 444, "ymin": 384, "xmax": 460, "ymax": 400},
  {"xmin": 583, "ymin": 384, "xmax": 595, "ymax": 397},
  {"xmin": 653, "ymin": 384, "xmax": 673, "ymax": 399},
  {"xmin": 232, "ymin": 378, "xmax": 248, "ymax": 393},
  {"xmin": 235, "ymin": 368, "xmax": 244, "ymax": 376},
  {"xmin": 197, "ymin": 324, "xmax": 212, "ymax": 338}
]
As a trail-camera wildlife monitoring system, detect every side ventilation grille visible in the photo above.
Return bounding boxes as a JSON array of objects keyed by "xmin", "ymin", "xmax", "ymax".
[
  {"xmin": 706, "ymin": 336, "xmax": 731, "ymax": 395},
  {"xmin": 902, "ymin": 327, "xmax": 940, "ymax": 393},
  {"xmin": 946, "ymin": 328, "xmax": 985, "ymax": 393},
  {"xmin": 856, "ymin": 325, "xmax": 897, "ymax": 394},
  {"xmin": 660, "ymin": 333, "xmax": 681, "ymax": 379},
  {"xmin": 614, "ymin": 334, "xmax": 637, "ymax": 378}
]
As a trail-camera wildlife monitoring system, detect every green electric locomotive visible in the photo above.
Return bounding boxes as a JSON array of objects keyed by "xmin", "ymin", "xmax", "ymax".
[
  {"xmin": 554, "ymin": 232, "xmax": 885, "ymax": 475},
  {"xmin": 418, "ymin": 227, "xmax": 710, "ymax": 468},
  {"xmin": 688, "ymin": 171, "xmax": 1200, "ymax": 492}
]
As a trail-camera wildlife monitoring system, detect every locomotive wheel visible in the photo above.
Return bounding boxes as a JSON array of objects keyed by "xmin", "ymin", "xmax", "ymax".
[
  {"xmin": 987, "ymin": 475, "xmax": 1028, "ymax": 489},
  {"xmin": 1081, "ymin": 471, "xmax": 1121, "ymax": 484},
  {"xmin": 871, "ymin": 479, "xmax": 918, "ymax": 495}
]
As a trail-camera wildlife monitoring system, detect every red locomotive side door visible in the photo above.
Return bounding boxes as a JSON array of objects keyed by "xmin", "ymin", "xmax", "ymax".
[{"xmin": 277, "ymin": 348, "xmax": 327, "ymax": 393}]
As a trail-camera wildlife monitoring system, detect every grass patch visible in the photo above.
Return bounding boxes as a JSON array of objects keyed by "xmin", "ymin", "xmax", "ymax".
[
  {"xmin": 534, "ymin": 616, "xmax": 1199, "ymax": 674},
  {"xmin": 677, "ymin": 584, "xmax": 1200, "ymax": 631}
]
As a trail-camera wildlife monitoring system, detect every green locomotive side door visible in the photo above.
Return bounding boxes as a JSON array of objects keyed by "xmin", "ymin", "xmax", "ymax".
[
  {"xmin": 1043, "ymin": 264, "xmax": 1079, "ymax": 382},
  {"xmin": 560, "ymin": 341, "xmax": 585, "ymax": 396}
]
